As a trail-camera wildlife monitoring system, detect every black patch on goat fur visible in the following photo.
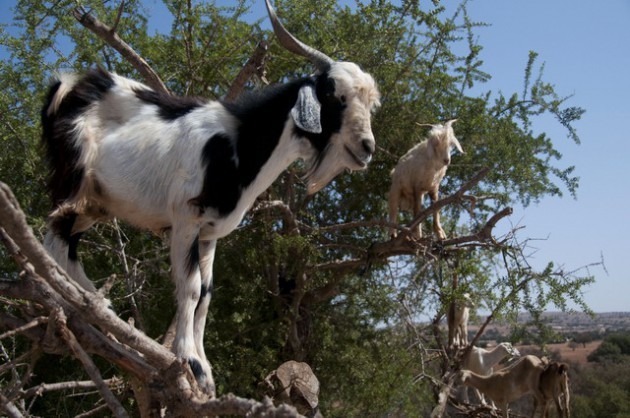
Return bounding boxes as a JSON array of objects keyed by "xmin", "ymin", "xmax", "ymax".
[
  {"xmin": 41, "ymin": 67, "xmax": 114, "ymax": 206},
  {"xmin": 223, "ymin": 79, "xmax": 309, "ymax": 188},
  {"xmin": 294, "ymin": 72, "xmax": 346, "ymax": 154},
  {"xmin": 188, "ymin": 358, "xmax": 205, "ymax": 381},
  {"xmin": 191, "ymin": 76, "xmax": 342, "ymax": 215},
  {"xmin": 185, "ymin": 236, "xmax": 200, "ymax": 276},
  {"xmin": 199, "ymin": 282, "xmax": 209, "ymax": 299},
  {"xmin": 49, "ymin": 212, "xmax": 83, "ymax": 261},
  {"xmin": 133, "ymin": 88, "xmax": 205, "ymax": 121},
  {"xmin": 190, "ymin": 133, "xmax": 241, "ymax": 216},
  {"xmin": 194, "ymin": 282, "xmax": 212, "ymax": 315}
]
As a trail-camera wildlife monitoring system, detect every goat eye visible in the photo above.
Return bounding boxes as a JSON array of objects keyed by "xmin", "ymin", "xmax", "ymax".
[{"xmin": 340, "ymin": 95, "xmax": 346, "ymax": 103}]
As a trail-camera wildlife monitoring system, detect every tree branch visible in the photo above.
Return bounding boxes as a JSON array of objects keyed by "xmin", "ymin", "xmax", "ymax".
[
  {"xmin": 0, "ymin": 316, "xmax": 48, "ymax": 341},
  {"xmin": 71, "ymin": 7, "xmax": 169, "ymax": 95},
  {"xmin": 21, "ymin": 378, "xmax": 121, "ymax": 398},
  {"xmin": 0, "ymin": 180, "xmax": 307, "ymax": 416},
  {"xmin": 51, "ymin": 308, "xmax": 129, "ymax": 418},
  {"xmin": 0, "ymin": 393, "xmax": 23, "ymax": 418},
  {"xmin": 225, "ymin": 40, "xmax": 269, "ymax": 101}
]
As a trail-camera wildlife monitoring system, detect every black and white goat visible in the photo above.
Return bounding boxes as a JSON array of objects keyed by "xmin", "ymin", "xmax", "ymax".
[{"xmin": 41, "ymin": 0, "xmax": 380, "ymax": 396}]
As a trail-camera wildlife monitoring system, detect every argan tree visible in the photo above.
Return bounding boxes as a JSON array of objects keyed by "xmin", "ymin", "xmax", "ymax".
[{"xmin": 0, "ymin": 1, "xmax": 595, "ymax": 417}]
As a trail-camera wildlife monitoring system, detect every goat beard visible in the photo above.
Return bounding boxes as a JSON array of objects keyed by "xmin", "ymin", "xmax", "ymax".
[{"xmin": 303, "ymin": 144, "xmax": 346, "ymax": 195}]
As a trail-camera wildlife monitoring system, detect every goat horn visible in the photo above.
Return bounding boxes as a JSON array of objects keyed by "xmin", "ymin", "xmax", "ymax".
[{"xmin": 265, "ymin": 0, "xmax": 334, "ymax": 72}]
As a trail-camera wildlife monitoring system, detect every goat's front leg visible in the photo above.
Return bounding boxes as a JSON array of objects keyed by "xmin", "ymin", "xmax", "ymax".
[
  {"xmin": 170, "ymin": 223, "xmax": 214, "ymax": 396},
  {"xmin": 194, "ymin": 235, "xmax": 217, "ymax": 395},
  {"xmin": 387, "ymin": 189, "xmax": 401, "ymax": 238},
  {"xmin": 412, "ymin": 192, "xmax": 425, "ymax": 238},
  {"xmin": 428, "ymin": 189, "xmax": 446, "ymax": 240}
]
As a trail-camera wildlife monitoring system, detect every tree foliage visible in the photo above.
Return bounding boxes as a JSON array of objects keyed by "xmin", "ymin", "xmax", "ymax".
[{"xmin": 0, "ymin": 0, "xmax": 597, "ymax": 416}]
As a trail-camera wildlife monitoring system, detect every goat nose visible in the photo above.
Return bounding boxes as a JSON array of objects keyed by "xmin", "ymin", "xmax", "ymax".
[
  {"xmin": 444, "ymin": 158, "xmax": 450, "ymax": 165},
  {"xmin": 361, "ymin": 138, "xmax": 375, "ymax": 155}
]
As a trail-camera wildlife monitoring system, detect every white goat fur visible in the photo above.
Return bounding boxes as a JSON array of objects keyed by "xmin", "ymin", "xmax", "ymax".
[
  {"xmin": 456, "ymin": 354, "xmax": 546, "ymax": 418},
  {"xmin": 447, "ymin": 292, "xmax": 472, "ymax": 348},
  {"xmin": 461, "ymin": 342, "xmax": 521, "ymax": 405},
  {"xmin": 41, "ymin": 52, "xmax": 379, "ymax": 395},
  {"xmin": 388, "ymin": 120, "xmax": 463, "ymax": 238}
]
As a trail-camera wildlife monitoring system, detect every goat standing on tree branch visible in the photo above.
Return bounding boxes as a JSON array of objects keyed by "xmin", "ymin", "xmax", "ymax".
[
  {"xmin": 40, "ymin": 0, "xmax": 380, "ymax": 396},
  {"xmin": 461, "ymin": 342, "xmax": 521, "ymax": 405},
  {"xmin": 447, "ymin": 292, "xmax": 472, "ymax": 348},
  {"xmin": 388, "ymin": 120, "xmax": 463, "ymax": 239},
  {"xmin": 456, "ymin": 354, "xmax": 547, "ymax": 418}
]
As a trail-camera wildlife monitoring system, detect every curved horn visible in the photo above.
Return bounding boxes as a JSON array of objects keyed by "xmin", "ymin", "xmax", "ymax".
[
  {"xmin": 415, "ymin": 122, "xmax": 436, "ymax": 128},
  {"xmin": 265, "ymin": 0, "xmax": 334, "ymax": 72}
]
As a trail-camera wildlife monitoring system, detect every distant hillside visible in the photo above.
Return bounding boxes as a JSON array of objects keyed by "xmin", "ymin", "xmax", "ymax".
[
  {"xmin": 466, "ymin": 312, "xmax": 630, "ymax": 344},
  {"xmin": 522, "ymin": 311, "xmax": 629, "ymax": 330}
]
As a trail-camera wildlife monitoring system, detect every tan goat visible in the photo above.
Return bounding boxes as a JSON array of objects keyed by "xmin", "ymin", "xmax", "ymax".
[
  {"xmin": 461, "ymin": 342, "xmax": 521, "ymax": 405},
  {"xmin": 456, "ymin": 354, "xmax": 546, "ymax": 418},
  {"xmin": 538, "ymin": 361, "xmax": 570, "ymax": 418},
  {"xmin": 388, "ymin": 120, "xmax": 463, "ymax": 239}
]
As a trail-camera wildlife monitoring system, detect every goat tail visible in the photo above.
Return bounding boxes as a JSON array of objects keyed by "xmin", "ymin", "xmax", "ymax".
[{"xmin": 42, "ymin": 73, "xmax": 78, "ymax": 119}]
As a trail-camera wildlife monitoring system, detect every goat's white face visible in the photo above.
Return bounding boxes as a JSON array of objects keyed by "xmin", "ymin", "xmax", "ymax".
[
  {"xmin": 429, "ymin": 119, "xmax": 463, "ymax": 167},
  {"xmin": 303, "ymin": 62, "xmax": 380, "ymax": 194},
  {"xmin": 506, "ymin": 343, "xmax": 521, "ymax": 358}
]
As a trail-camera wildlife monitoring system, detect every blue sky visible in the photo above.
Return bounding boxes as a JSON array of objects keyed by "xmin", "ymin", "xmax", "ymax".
[
  {"xmin": 458, "ymin": 0, "xmax": 630, "ymax": 313},
  {"xmin": 1, "ymin": 0, "xmax": 628, "ymax": 313}
]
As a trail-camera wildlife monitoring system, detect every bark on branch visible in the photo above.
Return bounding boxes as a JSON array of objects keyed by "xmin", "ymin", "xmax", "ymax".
[
  {"xmin": 225, "ymin": 40, "xmax": 269, "ymax": 101},
  {"xmin": 71, "ymin": 7, "xmax": 170, "ymax": 95},
  {"xmin": 0, "ymin": 181, "xmax": 303, "ymax": 417}
]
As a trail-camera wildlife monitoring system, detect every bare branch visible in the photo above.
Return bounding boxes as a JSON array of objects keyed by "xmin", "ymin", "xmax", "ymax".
[
  {"xmin": 0, "ymin": 393, "xmax": 23, "ymax": 418},
  {"xmin": 0, "ymin": 317, "xmax": 48, "ymax": 341},
  {"xmin": 71, "ymin": 7, "xmax": 169, "ymax": 95},
  {"xmin": 407, "ymin": 167, "xmax": 491, "ymax": 233},
  {"xmin": 225, "ymin": 40, "xmax": 269, "ymax": 101},
  {"xmin": 51, "ymin": 308, "xmax": 129, "ymax": 418},
  {"xmin": 111, "ymin": 0, "xmax": 125, "ymax": 33},
  {"xmin": 74, "ymin": 404, "xmax": 110, "ymax": 418},
  {"xmin": 21, "ymin": 378, "xmax": 121, "ymax": 399}
]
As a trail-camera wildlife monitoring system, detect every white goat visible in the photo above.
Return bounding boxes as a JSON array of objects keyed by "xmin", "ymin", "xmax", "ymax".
[
  {"xmin": 455, "ymin": 354, "xmax": 546, "ymax": 418},
  {"xmin": 40, "ymin": 0, "xmax": 379, "ymax": 396},
  {"xmin": 538, "ymin": 362, "xmax": 570, "ymax": 418},
  {"xmin": 447, "ymin": 292, "xmax": 473, "ymax": 348},
  {"xmin": 388, "ymin": 120, "xmax": 463, "ymax": 238},
  {"xmin": 461, "ymin": 342, "xmax": 521, "ymax": 405}
]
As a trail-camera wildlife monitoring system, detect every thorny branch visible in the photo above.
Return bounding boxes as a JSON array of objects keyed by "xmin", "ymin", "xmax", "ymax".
[
  {"xmin": 71, "ymin": 6, "xmax": 170, "ymax": 95},
  {"xmin": 0, "ymin": 162, "xmax": 510, "ymax": 416},
  {"xmin": 225, "ymin": 40, "xmax": 270, "ymax": 101},
  {"xmin": 0, "ymin": 181, "xmax": 303, "ymax": 418}
]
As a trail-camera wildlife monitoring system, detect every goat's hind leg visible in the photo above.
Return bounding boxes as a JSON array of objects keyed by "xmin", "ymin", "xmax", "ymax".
[
  {"xmin": 170, "ymin": 223, "xmax": 215, "ymax": 396},
  {"xmin": 44, "ymin": 210, "xmax": 97, "ymax": 292},
  {"xmin": 387, "ymin": 189, "xmax": 401, "ymax": 238}
]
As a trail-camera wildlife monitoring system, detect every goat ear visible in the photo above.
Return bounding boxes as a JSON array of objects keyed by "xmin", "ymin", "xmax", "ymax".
[{"xmin": 291, "ymin": 84, "xmax": 322, "ymax": 134}]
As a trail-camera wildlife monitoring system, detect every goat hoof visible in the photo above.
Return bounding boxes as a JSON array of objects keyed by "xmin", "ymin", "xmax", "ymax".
[{"xmin": 187, "ymin": 357, "xmax": 216, "ymax": 397}]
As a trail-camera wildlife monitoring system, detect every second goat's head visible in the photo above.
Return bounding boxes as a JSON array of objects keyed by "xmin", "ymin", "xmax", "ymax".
[
  {"xmin": 421, "ymin": 119, "xmax": 464, "ymax": 166},
  {"xmin": 266, "ymin": 0, "xmax": 381, "ymax": 194}
]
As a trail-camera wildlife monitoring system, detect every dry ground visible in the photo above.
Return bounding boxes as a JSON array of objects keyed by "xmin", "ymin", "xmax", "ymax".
[{"xmin": 516, "ymin": 340, "xmax": 602, "ymax": 365}]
